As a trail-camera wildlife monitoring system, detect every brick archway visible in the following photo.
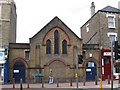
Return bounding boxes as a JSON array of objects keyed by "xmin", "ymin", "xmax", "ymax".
[
  {"xmin": 44, "ymin": 59, "xmax": 70, "ymax": 82},
  {"xmin": 9, "ymin": 57, "xmax": 28, "ymax": 82},
  {"xmin": 45, "ymin": 59, "xmax": 70, "ymax": 67},
  {"xmin": 10, "ymin": 57, "xmax": 28, "ymax": 68},
  {"xmin": 42, "ymin": 27, "xmax": 71, "ymax": 45},
  {"xmin": 83, "ymin": 57, "xmax": 99, "ymax": 67}
]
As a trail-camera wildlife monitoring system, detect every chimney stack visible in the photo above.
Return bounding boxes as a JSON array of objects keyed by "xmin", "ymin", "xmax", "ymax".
[
  {"xmin": 91, "ymin": 2, "xmax": 95, "ymax": 17},
  {"xmin": 118, "ymin": 1, "xmax": 120, "ymax": 9}
]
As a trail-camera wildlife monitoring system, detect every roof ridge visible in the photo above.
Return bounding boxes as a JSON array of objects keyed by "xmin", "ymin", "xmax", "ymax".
[{"xmin": 99, "ymin": 5, "xmax": 120, "ymax": 13}]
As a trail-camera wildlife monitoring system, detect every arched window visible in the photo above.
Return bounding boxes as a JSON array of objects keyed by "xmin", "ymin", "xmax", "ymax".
[
  {"xmin": 62, "ymin": 40, "xmax": 67, "ymax": 54},
  {"xmin": 54, "ymin": 30, "xmax": 59, "ymax": 54},
  {"xmin": 46, "ymin": 39, "xmax": 51, "ymax": 54}
]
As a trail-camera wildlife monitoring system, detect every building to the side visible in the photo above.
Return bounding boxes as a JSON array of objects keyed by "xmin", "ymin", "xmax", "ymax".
[
  {"xmin": 81, "ymin": 2, "xmax": 120, "ymax": 80},
  {"xmin": 0, "ymin": 0, "xmax": 17, "ymax": 84},
  {"xmin": 0, "ymin": 0, "xmax": 17, "ymax": 46},
  {"xmin": 81, "ymin": 2, "xmax": 120, "ymax": 49}
]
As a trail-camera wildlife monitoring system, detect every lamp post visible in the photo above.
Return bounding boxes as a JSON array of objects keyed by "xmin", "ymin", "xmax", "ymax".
[
  {"xmin": 73, "ymin": 45, "xmax": 78, "ymax": 88},
  {"xmin": 108, "ymin": 35, "xmax": 115, "ymax": 90},
  {"xmin": 110, "ymin": 42, "xmax": 113, "ymax": 90},
  {"xmin": 76, "ymin": 55, "xmax": 78, "ymax": 88}
]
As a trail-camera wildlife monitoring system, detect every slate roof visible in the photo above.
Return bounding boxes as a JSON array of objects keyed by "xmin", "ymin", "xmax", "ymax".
[{"xmin": 99, "ymin": 6, "xmax": 120, "ymax": 13}]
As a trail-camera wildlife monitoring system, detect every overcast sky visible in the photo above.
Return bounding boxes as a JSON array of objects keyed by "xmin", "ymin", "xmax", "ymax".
[{"xmin": 14, "ymin": 0, "xmax": 120, "ymax": 43}]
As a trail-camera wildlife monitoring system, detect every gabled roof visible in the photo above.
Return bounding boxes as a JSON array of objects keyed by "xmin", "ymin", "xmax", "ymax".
[
  {"xmin": 31, "ymin": 16, "xmax": 82, "ymax": 41},
  {"xmin": 81, "ymin": 5, "xmax": 120, "ymax": 28},
  {"xmin": 99, "ymin": 6, "xmax": 120, "ymax": 13}
]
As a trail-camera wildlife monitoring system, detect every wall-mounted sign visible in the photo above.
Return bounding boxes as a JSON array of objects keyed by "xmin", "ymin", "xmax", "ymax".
[
  {"xmin": 86, "ymin": 69, "xmax": 91, "ymax": 72},
  {"xmin": 0, "ymin": 51, "xmax": 4, "ymax": 60},
  {"xmin": 104, "ymin": 52, "xmax": 111, "ymax": 56},
  {"xmin": 13, "ymin": 70, "xmax": 19, "ymax": 73}
]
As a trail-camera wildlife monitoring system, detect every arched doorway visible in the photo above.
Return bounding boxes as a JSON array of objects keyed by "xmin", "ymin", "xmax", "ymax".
[
  {"xmin": 48, "ymin": 60, "xmax": 67, "ymax": 82},
  {"xmin": 86, "ymin": 61, "xmax": 97, "ymax": 81},
  {"xmin": 13, "ymin": 60, "xmax": 26, "ymax": 83},
  {"xmin": 83, "ymin": 58, "xmax": 99, "ymax": 81}
]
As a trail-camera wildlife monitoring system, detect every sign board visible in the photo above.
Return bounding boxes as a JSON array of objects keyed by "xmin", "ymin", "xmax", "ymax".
[
  {"xmin": 86, "ymin": 69, "xmax": 91, "ymax": 72},
  {"xmin": 13, "ymin": 70, "xmax": 19, "ymax": 73},
  {"xmin": 32, "ymin": 73, "xmax": 44, "ymax": 77},
  {"xmin": 103, "ymin": 52, "xmax": 111, "ymax": 56}
]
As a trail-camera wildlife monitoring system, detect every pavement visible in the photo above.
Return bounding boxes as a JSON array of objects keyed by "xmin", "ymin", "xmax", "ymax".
[{"xmin": 0, "ymin": 80, "xmax": 120, "ymax": 89}]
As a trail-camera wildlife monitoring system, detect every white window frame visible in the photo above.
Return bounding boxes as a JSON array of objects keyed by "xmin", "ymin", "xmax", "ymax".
[
  {"xmin": 107, "ymin": 32, "xmax": 117, "ymax": 43},
  {"xmin": 106, "ymin": 14, "xmax": 116, "ymax": 29},
  {"xmin": 86, "ymin": 23, "xmax": 89, "ymax": 32}
]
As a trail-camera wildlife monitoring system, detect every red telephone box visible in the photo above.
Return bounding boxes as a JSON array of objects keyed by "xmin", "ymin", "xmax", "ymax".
[{"xmin": 101, "ymin": 49, "xmax": 111, "ymax": 80}]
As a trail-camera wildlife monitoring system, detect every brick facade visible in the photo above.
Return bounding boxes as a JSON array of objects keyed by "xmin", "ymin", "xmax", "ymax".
[
  {"xmin": 81, "ymin": 9, "xmax": 120, "ymax": 49},
  {"xmin": 9, "ymin": 17, "xmax": 84, "ymax": 82}
]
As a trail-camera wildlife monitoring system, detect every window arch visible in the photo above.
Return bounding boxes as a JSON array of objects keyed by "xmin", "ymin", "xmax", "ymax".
[
  {"xmin": 54, "ymin": 30, "xmax": 59, "ymax": 54},
  {"xmin": 62, "ymin": 40, "xmax": 67, "ymax": 54},
  {"xmin": 46, "ymin": 39, "xmax": 51, "ymax": 54}
]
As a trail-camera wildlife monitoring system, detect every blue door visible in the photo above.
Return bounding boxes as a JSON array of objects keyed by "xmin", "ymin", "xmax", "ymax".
[
  {"xmin": 13, "ymin": 60, "xmax": 26, "ymax": 83},
  {"xmin": 86, "ymin": 61, "xmax": 97, "ymax": 81}
]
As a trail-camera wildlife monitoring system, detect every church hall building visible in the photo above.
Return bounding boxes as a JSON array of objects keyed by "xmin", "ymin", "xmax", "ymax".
[{"xmin": 9, "ymin": 17, "xmax": 84, "ymax": 83}]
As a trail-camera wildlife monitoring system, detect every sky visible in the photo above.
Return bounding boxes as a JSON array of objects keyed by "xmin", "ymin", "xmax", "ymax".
[{"xmin": 14, "ymin": 0, "xmax": 120, "ymax": 43}]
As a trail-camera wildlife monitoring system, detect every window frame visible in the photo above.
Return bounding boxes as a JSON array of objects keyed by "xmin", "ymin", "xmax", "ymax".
[
  {"xmin": 86, "ymin": 23, "xmax": 89, "ymax": 32},
  {"xmin": 107, "ymin": 32, "xmax": 117, "ymax": 43},
  {"xmin": 24, "ymin": 49, "xmax": 30, "ymax": 61},
  {"xmin": 106, "ymin": 14, "xmax": 116, "ymax": 29},
  {"xmin": 62, "ymin": 40, "xmax": 67, "ymax": 54},
  {"xmin": 46, "ymin": 39, "xmax": 51, "ymax": 54},
  {"xmin": 54, "ymin": 30, "xmax": 59, "ymax": 54}
]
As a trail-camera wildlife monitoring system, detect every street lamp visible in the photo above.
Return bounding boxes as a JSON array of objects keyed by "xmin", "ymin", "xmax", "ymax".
[
  {"xmin": 110, "ymin": 41, "xmax": 113, "ymax": 90},
  {"xmin": 108, "ymin": 36, "xmax": 114, "ymax": 90}
]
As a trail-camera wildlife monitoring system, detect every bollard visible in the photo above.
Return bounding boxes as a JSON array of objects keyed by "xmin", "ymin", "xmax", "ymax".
[
  {"xmin": 108, "ymin": 75, "xmax": 110, "ymax": 84},
  {"xmin": 13, "ymin": 78, "xmax": 15, "ymax": 88},
  {"xmin": 70, "ymin": 78, "xmax": 72, "ymax": 86},
  {"xmin": 83, "ymin": 76, "xmax": 85, "ymax": 86},
  {"xmin": 57, "ymin": 78, "xmax": 59, "ymax": 87},
  {"xmin": 95, "ymin": 76, "xmax": 98, "ymax": 85},
  {"xmin": 99, "ymin": 78, "xmax": 102, "ymax": 90},
  {"xmin": 20, "ymin": 78, "xmax": 23, "ymax": 90},
  {"xmin": 42, "ymin": 77, "xmax": 44, "ymax": 88},
  {"xmin": 119, "ymin": 75, "xmax": 120, "ymax": 84},
  {"xmin": 27, "ymin": 79, "xmax": 29, "ymax": 88}
]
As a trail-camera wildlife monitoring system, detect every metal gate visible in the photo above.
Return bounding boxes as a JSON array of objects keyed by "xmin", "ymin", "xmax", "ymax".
[
  {"xmin": 13, "ymin": 60, "xmax": 25, "ymax": 83},
  {"xmin": 86, "ymin": 61, "xmax": 97, "ymax": 81}
]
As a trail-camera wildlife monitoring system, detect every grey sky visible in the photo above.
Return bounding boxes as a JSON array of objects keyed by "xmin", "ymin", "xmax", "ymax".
[{"xmin": 14, "ymin": 0, "xmax": 120, "ymax": 43}]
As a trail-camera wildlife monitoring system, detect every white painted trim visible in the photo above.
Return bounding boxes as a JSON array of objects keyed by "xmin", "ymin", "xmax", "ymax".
[
  {"xmin": 106, "ymin": 14, "xmax": 116, "ymax": 18},
  {"xmin": 106, "ymin": 14, "xmax": 116, "ymax": 28},
  {"xmin": 102, "ymin": 59, "xmax": 104, "ymax": 66},
  {"xmin": 86, "ymin": 23, "xmax": 89, "ymax": 32},
  {"xmin": 102, "ymin": 67, "xmax": 104, "ymax": 74},
  {"xmin": 107, "ymin": 32, "xmax": 117, "ymax": 37}
]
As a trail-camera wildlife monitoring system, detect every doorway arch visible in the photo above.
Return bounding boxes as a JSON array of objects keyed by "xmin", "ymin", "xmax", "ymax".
[
  {"xmin": 10, "ymin": 58, "xmax": 28, "ymax": 83},
  {"xmin": 13, "ymin": 60, "xmax": 26, "ymax": 83},
  {"xmin": 83, "ymin": 57, "xmax": 99, "ymax": 81},
  {"xmin": 46, "ymin": 59, "xmax": 70, "ymax": 82}
]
